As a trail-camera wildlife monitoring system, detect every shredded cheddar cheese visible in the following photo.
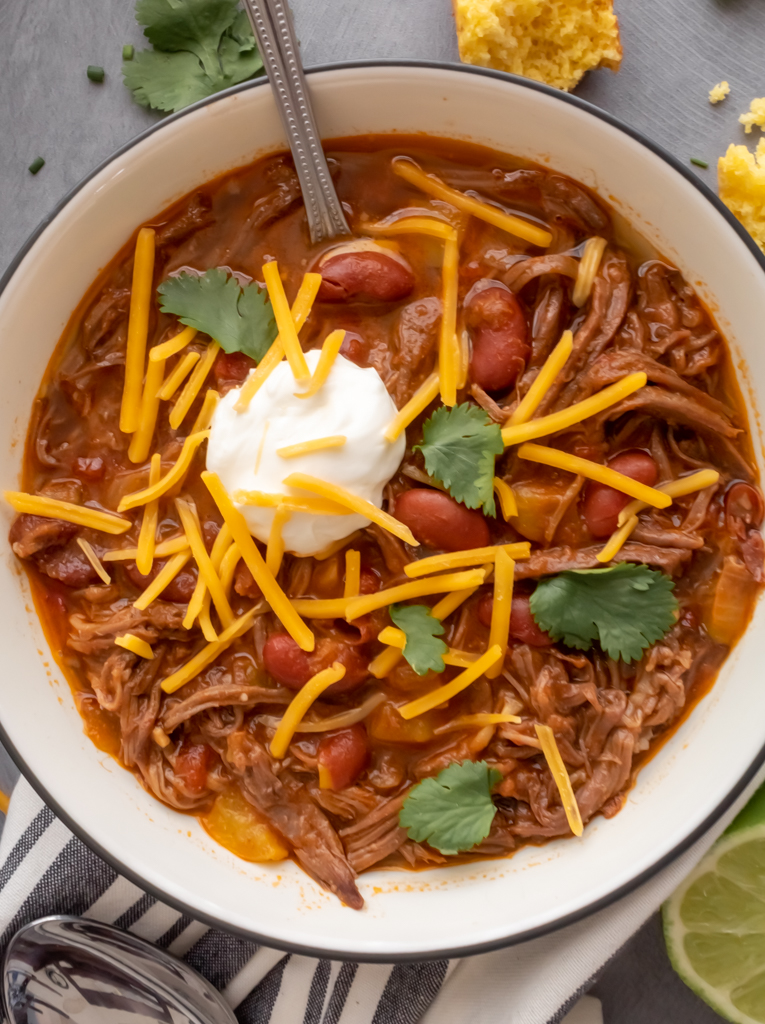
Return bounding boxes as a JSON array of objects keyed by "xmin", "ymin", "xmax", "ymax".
[
  {"xmin": 290, "ymin": 597, "xmax": 351, "ymax": 618},
  {"xmin": 597, "ymin": 515, "xmax": 639, "ymax": 563},
  {"xmin": 169, "ymin": 342, "xmax": 219, "ymax": 430},
  {"xmin": 218, "ymin": 540, "xmax": 242, "ymax": 601},
  {"xmin": 150, "ymin": 325, "xmax": 197, "ymax": 362},
  {"xmin": 266, "ymin": 505, "xmax": 291, "ymax": 577},
  {"xmin": 508, "ymin": 330, "xmax": 573, "ymax": 426},
  {"xmin": 344, "ymin": 549, "xmax": 361, "ymax": 599},
  {"xmin": 191, "ymin": 389, "xmax": 220, "ymax": 433},
  {"xmin": 128, "ymin": 351, "xmax": 166, "ymax": 464},
  {"xmin": 135, "ymin": 454, "xmax": 161, "ymax": 576},
  {"xmin": 440, "ymin": 232, "xmax": 460, "ymax": 407},
  {"xmin": 535, "ymin": 724, "xmax": 583, "ymax": 837},
  {"xmin": 104, "ymin": 534, "xmax": 188, "ymax": 562},
  {"xmin": 115, "ymin": 633, "xmax": 154, "ymax": 659},
  {"xmin": 176, "ymin": 498, "xmax": 234, "ymax": 631},
  {"xmin": 368, "ymin": 645, "xmax": 405, "ymax": 679},
  {"xmin": 366, "ymin": 215, "xmax": 457, "ymax": 240},
  {"xmin": 133, "ymin": 550, "xmax": 191, "ymax": 611},
  {"xmin": 157, "ymin": 351, "xmax": 200, "ymax": 401},
  {"xmin": 233, "ymin": 491, "xmax": 352, "ymax": 516},
  {"xmin": 269, "ymin": 662, "xmax": 346, "ymax": 758},
  {"xmin": 120, "ymin": 227, "xmax": 156, "ymax": 434},
  {"xmin": 384, "ymin": 371, "xmax": 440, "ymax": 442},
  {"xmin": 404, "ymin": 543, "xmax": 529, "ymax": 578},
  {"xmin": 572, "ymin": 238, "xmax": 607, "ymax": 307},
  {"xmin": 276, "ymin": 435, "xmax": 346, "ymax": 458},
  {"xmin": 486, "ymin": 548, "xmax": 514, "ymax": 679},
  {"xmin": 295, "ymin": 330, "xmax": 345, "ymax": 399},
  {"xmin": 617, "ymin": 468, "xmax": 721, "ymax": 527},
  {"xmin": 518, "ymin": 443, "xmax": 672, "ymax": 508},
  {"xmin": 501, "ymin": 372, "xmax": 647, "ymax": 447},
  {"xmin": 392, "ymin": 158, "xmax": 552, "ymax": 248},
  {"xmin": 4, "ymin": 492, "xmax": 131, "ymax": 535},
  {"xmin": 186, "ymin": 522, "xmax": 233, "ymax": 641},
  {"xmin": 118, "ymin": 430, "xmax": 209, "ymax": 512},
  {"xmin": 398, "ymin": 645, "xmax": 503, "ymax": 719},
  {"xmin": 345, "ymin": 568, "xmax": 486, "ymax": 621},
  {"xmin": 262, "ymin": 261, "xmax": 310, "ymax": 382},
  {"xmin": 161, "ymin": 605, "xmax": 261, "ymax": 694},
  {"xmin": 493, "ymin": 476, "xmax": 518, "ymax": 519},
  {"xmin": 76, "ymin": 538, "xmax": 111, "ymax": 584}
]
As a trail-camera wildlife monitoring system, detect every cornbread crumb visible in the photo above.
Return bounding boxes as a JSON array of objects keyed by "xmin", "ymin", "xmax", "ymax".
[
  {"xmin": 718, "ymin": 140, "xmax": 765, "ymax": 253},
  {"xmin": 709, "ymin": 81, "xmax": 730, "ymax": 105},
  {"xmin": 739, "ymin": 98, "xmax": 765, "ymax": 134},
  {"xmin": 453, "ymin": 0, "xmax": 621, "ymax": 93}
]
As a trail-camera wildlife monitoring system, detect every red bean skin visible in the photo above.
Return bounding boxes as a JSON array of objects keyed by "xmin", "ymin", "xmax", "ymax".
[
  {"xmin": 263, "ymin": 634, "xmax": 313, "ymax": 689},
  {"xmin": 317, "ymin": 724, "xmax": 370, "ymax": 790},
  {"xmin": 318, "ymin": 251, "xmax": 415, "ymax": 303},
  {"xmin": 726, "ymin": 482, "xmax": 765, "ymax": 539},
  {"xmin": 263, "ymin": 634, "xmax": 369, "ymax": 695},
  {"xmin": 394, "ymin": 489, "xmax": 490, "ymax": 551},
  {"xmin": 477, "ymin": 592, "xmax": 554, "ymax": 646},
  {"xmin": 466, "ymin": 284, "xmax": 529, "ymax": 392},
  {"xmin": 124, "ymin": 560, "xmax": 198, "ymax": 603},
  {"xmin": 582, "ymin": 450, "xmax": 658, "ymax": 538}
]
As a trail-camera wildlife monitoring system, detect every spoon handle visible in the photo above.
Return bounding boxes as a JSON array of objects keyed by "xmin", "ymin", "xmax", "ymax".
[{"xmin": 242, "ymin": 0, "xmax": 351, "ymax": 243}]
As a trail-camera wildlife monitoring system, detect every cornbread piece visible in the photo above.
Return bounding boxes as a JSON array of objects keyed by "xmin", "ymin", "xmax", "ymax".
[
  {"xmin": 739, "ymin": 98, "xmax": 765, "ymax": 134},
  {"xmin": 452, "ymin": 0, "xmax": 622, "ymax": 92},
  {"xmin": 709, "ymin": 81, "xmax": 730, "ymax": 105},
  {"xmin": 718, "ymin": 140, "xmax": 765, "ymax": 253}
]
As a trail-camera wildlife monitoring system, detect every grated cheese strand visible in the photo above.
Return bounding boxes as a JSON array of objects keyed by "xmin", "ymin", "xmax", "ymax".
[
  {"xmin": 486, "ymin": 549, "xmax": 514, "ymax": 679},
  {"xmin": 133, "ymin": 550, "xmax": 191, "ymax": 610},
  {"xmin": 218, "ymin": 540, "xmax": 242, "ymax": 602},
  {"xmin": 617, "ymin": 468, "xmax": 721, "ymax": 527},
  {"xmin": 508, "ymin": 330, "xmax": 573, "ymax": 426},
  {"xmin": 202, "ymin": 471, "xmax": 314, "ymax": 651},
  {"xmin": 120, "ymin": 227, "xmax": 156, "ymax": 434},
  {"xmin": 157, "ymin": 350, "xmax": 200, "ymax": 401},
  {"xmin": 266, "ymin": 506, "xmax": 291, "ymax": 577},
  {"xmin": 76, "ymin": 538, "xmax": 111, "ymax": 584},
  {"xmin": 118, "ymin": 431, "xmax": 209, "ymax": 512},
  {"xmin": 398, "ymin": 645, "xmax": 503, "ymax": 720},
  {"xmin": 439, "ymin": 232, "xmax": 460, "ymax": 407},
  {"xmin": 392, "ymin": 158, "xmax": 552, "ymax": 247},
  {"xmin": 115, "ymin": 633, "xmax": 154, "ymax": 659},
  {"xmin": 104, "ymin": 534, "xmax": 188, "ymax": 562},
  {"xmin": 276, "ymin": 435, "xmax": 346, "ymax": 459},
  {"xmin": 282, "ymin": 472, "xmax": 419, "ymax": 547},
  {"xmin": 233, "ymin": 490, "xmax": 352, "ymax": 516},
  {"xmin": 572, "ymin": 238, "xmax": 608, "ymax": 307},
  {"xmin": 384, "ymin": 371, "xmax": 440, "ymax": 443},
  {"xmin": 365, "ymin": 215, "xmax": 457, "ymax": 240},
  {"xmin": 493, "ymin": 477, "xmax": 518, "ymax": 519},
  {"xmin": 186, "ymin": 521, "xmax": 233, "ymax": 640},
  {"xmin": 290, "ymin": 597, "xmax": 351, "ymax": 618},
  {"xmin": 169, "ymin": 342, "xmax": 219, "ymax": 430},
  {"xmin": 344, "ymin": 549, "xmax": 361, "ymax": 598},
  {"xmin": 501, "ymin": 373, "xmax": 648, "ymax": 447},
  {"xmin": 368, "ymin": 645, "xmax": 404, "ymax": 679},
  {"xmin": 128, "ymin": 351, "xmax": 166, "ymax": 464},
  {"xmin": 191, "ymin": 389, "xmax": 220, "ymax": 434},
  {"xmin": 535, "ymin": 724, "xmax": 584, "ymax": 837},
  {"xmin": 597, "ymin": 515, "xmax": 639, "ymax": 563},
  {"xmin": 518, "ymin": 443, "xmax": 672, "ymax": 508},
  {"xmin": 150, "ymin": 325, "xmax": 197, "ymax": 362},
  {"xmin": 295, "ymin": 330, "xmax": 346, "ymax": 399},
  {"xmin": 161, "ymin": 605, "xmax": 260, "ymax": 694},
  {"xmin": 262, "ymin": 261, "xmax": 310, "ymax": 382},
  {"xmin": 5, "ymin": 492, "xmax": 131, "ymax": 535},
  {"xmin": 136, "ymin": 454, "xmax": 161, "ymax": 576},
  {"xmin": 269, "ymin": 662, "xmax": 346, "ymax": 758},
  {"xmin": 345, "ymin": 568, "xmax": 486, "ymax": 621},
  {"xmin": 404, "ymin": 542, "xmax": 529, "ymax": 578},
  {"xmin": 176, "ymin": 498, "xmax": 234, "ymax": 631}
]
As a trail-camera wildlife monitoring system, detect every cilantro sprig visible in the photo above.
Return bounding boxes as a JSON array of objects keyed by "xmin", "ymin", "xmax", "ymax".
[
  {"xmin": 399, "ymin": 761, "xmax": 502, "ymax": 856},
  {"xmin": 389, "ymin": 604, "xmax": 448, "ymax": 676},
  {"xmin": 529, "ymin": 563, "xmax": 678, "ymax": 663},
  {"xmin": 123, "ymin": 0, "xmax": 263, "ymax": 114},
  {"xmin": 415, "ymin": 404, "xmax": 503, "ymax": 515},
  {"xmin": 157, "ymin": 268, "xmax": 277, "ymax": 361}
]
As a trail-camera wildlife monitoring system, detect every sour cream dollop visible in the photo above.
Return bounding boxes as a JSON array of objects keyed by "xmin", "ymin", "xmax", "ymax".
[{"xmin": 207, "ymin": 350, "xmax": 406, "ymax": 556}]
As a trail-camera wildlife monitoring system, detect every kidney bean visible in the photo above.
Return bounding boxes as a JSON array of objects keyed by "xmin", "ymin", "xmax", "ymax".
[
  {"xmin": 175, "ymin": 742, "xmax": 213, "ymax": 794},
  {"xmin": 263, "ymin": 633, "xmax": 313, "ymax": 689},
  {"xmin": 214, "ymin": 351, "xmax": 256, "ymax": 385},
  {"xmin": 124, "ymin": 559, "xmax": 198, "ymax": 603},
  {"xmin": 318, "ymin": 251, "xmax": 414, "ymax": 303},
  {"xmin": 466, "ymin": 284, "xmax": 529, "ymax": 392},
  {"xmin": 394, "ymin": 489, "xmax": 490, "ymax": 551},
  {"xmin": 311, "ymin": 639, "xmax": 370, "ymax": 695},
  {"xmin": 74, "ymin": 456, "xmax": 106, "ymax": 481},
  {"xmin": 726, "ymin": 482, "xmax": 765, "ymax": 540},
  {"xmin": 477, "ymin": 592, "xmax": 553, "ymax": 646},
  {"xmin": 339, "ymin": 332, "xmax": 368, "ymax": 365},
  {"xmin": 263, "ymin": 633, "xmax": 369, "ymax": 695},
  {"xmin": 582, "ymin": 450, "xmax": 658, "ymax": 538},
  {"xmin": 317, "ymin": 724, "xmax": 369, "ymax": 790}
]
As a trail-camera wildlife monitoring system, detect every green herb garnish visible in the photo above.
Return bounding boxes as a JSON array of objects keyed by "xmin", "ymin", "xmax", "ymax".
[
  {"xmin": 28, "ymin": 157, "xmax": 45, "ymax": 175},
  {"xmin": 690, "ymin": 157, "xmax": 709, "ymax": 169},
  {"xmin": 123, "ymin": 0, "xmax": 263, "ymax": 114},
  {"xmin": 123, "ymin": 44, "xmax": 135, "ymax": 61},
  {"xmin": 399, "ymin": 760, "xmax": 502, "ymax": 856},
  {"xmin": 87, "ymin": 65, "xmax": 106, "ymax": 83},
  {"xmin": 529, "ymin": 563, "xmax": 678, "ymax": 663},
  {"xmin": 415, "ymin": 403, "xmax": 504, "ymax": 515},
  {"xmin": 389, "ymin": 604, "xmax": 448, "ymax": 675},
  {"xmin": 157, "ymin": 268, "xmax": 277, "ymax": 361}
]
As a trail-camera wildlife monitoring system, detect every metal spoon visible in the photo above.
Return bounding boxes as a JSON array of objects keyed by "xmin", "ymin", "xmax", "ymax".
[
  {"xmin": 3, "ymin": 916, "xmax": 236, "ymax": 1024},
  {"xmin": 241, "ymin": 0, "xmax": 351, "ymax": 243}
]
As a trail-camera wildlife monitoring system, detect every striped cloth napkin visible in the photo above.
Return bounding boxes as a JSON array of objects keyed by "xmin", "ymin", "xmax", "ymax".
[{"xmin": 0, "ymin": 772, "xmax": 760, "ymax": 1024}]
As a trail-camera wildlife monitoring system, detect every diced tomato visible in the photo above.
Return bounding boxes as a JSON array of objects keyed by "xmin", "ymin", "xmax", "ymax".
[{"xmin": 175, "ymin": 742, "xmax": 213, "ymax": 794}]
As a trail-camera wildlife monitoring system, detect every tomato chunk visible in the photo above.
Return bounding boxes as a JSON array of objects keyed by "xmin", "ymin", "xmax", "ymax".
[
  {"xmin": 317, "ymin": 724, "xmax": 370, "ymax": 790},
  {"xmin": 175, "ymin": 742, "xmax": 212, "ymax": 794}
]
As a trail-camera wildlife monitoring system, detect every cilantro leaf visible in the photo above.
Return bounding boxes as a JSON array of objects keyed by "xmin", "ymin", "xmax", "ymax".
[
  {"xmin": 389, "ymin": 604, "xmax": 448, "ymax": 675},
  {"xmin": 157, "ymin": 268, "xmax": 277, "ymax": 361},
  {"xmin": 123, "ymin": 0, "xmax": 263, "ymax": 114},
  {"xmin": 415, "ymin": 404, "xmax": 504, "ymax": 515},
  {"xmin": 399, "ymin": 761, "xmax": 502, "ymax": 856},
  {"xmin": 529, "ymin": 563, "xmax": 678, "ymax": 663}
]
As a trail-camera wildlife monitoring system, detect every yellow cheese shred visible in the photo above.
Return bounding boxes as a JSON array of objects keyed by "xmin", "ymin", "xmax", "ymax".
[
  {"xmin": 507, "ymin": 330, "xmax": 573, "ymax": 426},
  {"xmin": 276, "ymin": 435, "xmax": 346, "ymax": 458},
  {"xmin": 135, "ymin": 454, "xmax": 161, "ymax": 576},
  {"xmin": 392, "ymin": 158, "xmax": 552, "ymax": 248},
  {"xmin": 518, "ymin": 443, "xmax": 672, "ymax": 508},
  {"xmin": 218, "ymin": 540, "xmax": 242, "ymax": 602},
  {"xmin": 149, "ymin": 325, "xmax": 197, "ymax": 362},
  {"xmin": 76, "ymin": 538, "xmax": 111, "ymax": 584},
  {"xmin": 486, "ymin": 549, "xmax": 514, "ymax": 680},
  {"xmin": 282, "ymin": 472, "xmax": 418, "ymax": 547},
  {"xmin": 234, "ymin": 490, "xmax": 352, "ymax": 516},
  {"xmin": 345, "ymin": 567, "xmax": 486, "ymax": 622},
  {"xmin": 368, "ymin": 644, "xmax": 405, "ymax": 680},
  {"xmin": 202, "ymin": 471, "xmax": 314, "ymax": 651},
  {"xmin": 266, "ymin": 506, "xmax": 291, "ymax": 577},
  {"xmin": 501, "ymin": 372, "xmax": 647, "ymax": 447},
  {"xmin": 157, "ymin": 351, "xmax": 200, "ymax": 401},
  {"xmin": 440, "ymin": 232, "xmax": 460, "ymax": 407},
  {"xmin": 4, "ymin": 492, "xmax": 131, "ymax": 535},
  {"xmin": 169, "ymin": 342, "xmax": 219, "ymax": 430},
  {"xmin": 535, "ymin": 724, "xmax": 584, "ymax": 837},
  {"xmin": 384, "ymin": 371, "xmax": 440, "ymax": 442},
  {"xmin": 344, "ymin": 549, "xmax": 361, "ymax": 599},
  {"xmin": 161, "ymin": 605, "xmax": 261, "ymax": 694},
  {"xmin": 262, "ymin": 261, "xmax": 310, "ymax": 382},
  {"xmin": 197, "ymin": 525, "xmax": 234, "ymax": 641},
  {"xmin": 404, "ymin": 542, "xmax": 529, "ymax": 578},
  {"xmin": 295, "ymin": 330, "xmax": 345, "ymax": 399},
  {"xmin": 398, "ymin": 645, "xmax": 503, "ymax": 720},
  {"xmin": 617, "ymin": 468, "xmax": 721, "ymax": 527},
  {"xmin": 366, "ymin": 215, "xmax": 457, "ymax": 240},
  {"xmin": 115, "ymin": 633, "xmax": 154, "ymax": 659},
  {"xmin": 118, "ymin": 430, "xmax": 209, "ymax": 512},
  {"xmin": 128, "ymin": 350, "xmax": 166, "ymax": 464},
  {"xmin": 120, "ymin": 227, "xmax": 156, "ymax": 434},
  {"xmin": 103, "ymin": 534, "xmax": 188, "ymax": 562},
  {"xmin": 596, "ymin": 515, "xmax": 639, "ymax": 563},
  {"xmin": 176, "ymin": 497, "xmax": 234, "ymax": 631},
  {"xmin": 493, "ymin": 477, "xmax": 518, "ymax": 519},
  {"xmin": 572, "ymin": 237, "xmax": 608, "ymax": 307},
  {"xmin": 190, "ymin": 389, "xmax": 219, "ymax": 434},
  {"xmin": 269, "ymin": 662, "xmax": 346, "ymax": 758},
  {"xmin": 290, "ymin": 597, "xmax": 351, "ymax": 618},
  {"xmin": 133, "ymin": 550, "xmax": 192, "ymax": 611}
]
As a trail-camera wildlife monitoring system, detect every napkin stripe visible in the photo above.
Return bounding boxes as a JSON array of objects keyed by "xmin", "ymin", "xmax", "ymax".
[{"xmin": 0, "ymin": 805, "xmax": 54, "ymax": 892}]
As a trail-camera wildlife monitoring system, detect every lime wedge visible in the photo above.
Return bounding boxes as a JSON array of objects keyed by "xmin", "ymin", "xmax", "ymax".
[{"xmin": 663, "ymin": 782, "xmax": 765, "ymax": 1023}]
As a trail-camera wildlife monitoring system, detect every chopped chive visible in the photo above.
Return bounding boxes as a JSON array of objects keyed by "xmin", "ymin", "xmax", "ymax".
[
  {"xmin": 28, "ymin": 157, "xmax": 45, "ymax": 175},
  {"xmin": 690, "ymin": 157, "xmax": 709, "ymax": 169},
  {"xmin": 87, "ymin": 65, "xmax": 105, "ymax": 83},
  {"xmin": 122, "ymin": 44, "xmax": 135, "ymax": 61}
]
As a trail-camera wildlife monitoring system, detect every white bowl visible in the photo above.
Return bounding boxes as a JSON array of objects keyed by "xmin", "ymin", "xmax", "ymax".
[{"xmin": 1, "ymin": 62, "xmax": 764, "ymax": 961}]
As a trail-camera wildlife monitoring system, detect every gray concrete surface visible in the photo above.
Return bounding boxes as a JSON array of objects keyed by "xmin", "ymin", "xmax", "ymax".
[{"xmin": 2, "ymin": 0, "xmax": 765, "ymax": 1018}]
